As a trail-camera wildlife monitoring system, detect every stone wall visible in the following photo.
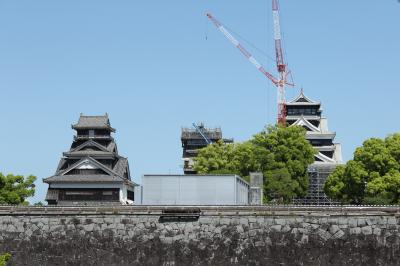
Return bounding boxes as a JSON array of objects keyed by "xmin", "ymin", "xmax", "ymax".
[{"xmin": 0, "ymin": 206, "xmax": 400, "ymax": 265}]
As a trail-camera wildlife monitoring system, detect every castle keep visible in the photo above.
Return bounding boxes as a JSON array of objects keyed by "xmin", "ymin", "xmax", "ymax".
[
  {"xmin": 44, "ymin": 114, "xmax": 137, "ymax": 205},
  {"xmin": 286, "ymin": 90, "xmax": 343, "ymax": 205}
]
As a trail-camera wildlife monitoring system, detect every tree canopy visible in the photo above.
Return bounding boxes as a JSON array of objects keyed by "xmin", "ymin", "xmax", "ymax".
[
  {"xmin": 324, "ymin": 133, "xmax": 400, "ymax": 205},
  {"xmin": 194, "ymin": 125, "xmax": 316, "ymax": 203},
  {"xmin": 0, "ymin": 253, "xmax": 11, "ymax": 266},
  {"xmin": 0, "ymin": 173, "xmax": 36, "ymax": 205}
]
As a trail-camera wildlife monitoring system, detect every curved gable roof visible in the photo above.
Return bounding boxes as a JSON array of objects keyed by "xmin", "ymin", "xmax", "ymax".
[
  {"xmin": 291, "ymin": 116, "xmax": 320, "ymax": 132},
  {"xmin": 58, "ymin": 156, "xmax": 120, "ymax": 178},
  {"xmin": 288, "ymin": 89, "xmax": 320, "ymax": 104},
  {"xmin": 315, "ymin": 152, "xmax": 336, "ymax": 163},
  {"xmin": 70, "ymin": 139, "xmax": 110, "ymax": 153}
]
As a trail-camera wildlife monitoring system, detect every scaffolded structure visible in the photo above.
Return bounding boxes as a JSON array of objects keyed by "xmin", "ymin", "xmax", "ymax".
[
  {"xmin": 286, "ymin": 90, "xmax": 343, "ymax": 205},
  {"xmin": 292, "ymin": 164, "xmax": 340, "ymax": 205},
  {"xmin": 181, "ymin": 123, "xmax": 233, "ymax": 174}
]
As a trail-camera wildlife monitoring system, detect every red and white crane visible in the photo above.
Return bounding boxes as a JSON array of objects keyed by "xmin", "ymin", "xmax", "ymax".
[{"xmin": 206, "ymin": 0, "xmax": 293, "ymax": 125}]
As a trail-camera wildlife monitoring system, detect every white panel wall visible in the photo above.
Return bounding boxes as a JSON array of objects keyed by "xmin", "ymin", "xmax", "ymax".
[
  {"xmin": 134, "ymin": 186, "xmax": 143, "ymax": 204},
  {"xmin": 213, "ymin": 176, "xmax": 234, "ymax": 205},
  {"xmin": 236, "ymin": 177, "xmax": 249, "ymax": 205},
  {"xmin": 143, "ymin": 176, "xmax": 163, "ymax": 205},
  {"xmin": 141, "ymin": 175, "xmax": 249, "ymax": 205},
  {"xmin": 162, "ymin": 176, "xmax": 180, "ymax": 204},
  {"xmin": 179, "ymin": 176, "xmax": 198, "ymax": 204}
]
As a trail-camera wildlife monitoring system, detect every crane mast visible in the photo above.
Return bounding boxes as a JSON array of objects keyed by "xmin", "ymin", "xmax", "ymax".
[
  {"xmin": 206, "ymin": 0, "xmax": 293, "ymax": 126},
  {"xmin": 273, "ymin": 0, "xmax": 285, "ymax": 73},
  {"xmin": 272, "ymin": 0, "xmax": 290, "ymax": 125}
]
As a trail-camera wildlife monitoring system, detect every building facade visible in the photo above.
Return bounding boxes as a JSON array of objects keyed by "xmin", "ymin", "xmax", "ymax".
[
  {"xmin": 44, "ymin": 114, "xmax": 137, "ymax": 205},
  {"xmin": 286, "ymin": 90, "xmax": 343, "ymax": 205},
  {"xmin": 181, "ymin": 123, "xmax": 233, "ymax": 174}
]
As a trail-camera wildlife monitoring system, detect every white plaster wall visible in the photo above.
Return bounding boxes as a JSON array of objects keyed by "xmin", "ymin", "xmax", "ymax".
[
  {"xmin": 120, "ymin": 184, "xmax": 128, "ymax": 202},
  {"xmin": 77, "ymin": 162, "xmax": 98, "ymax": 169}
]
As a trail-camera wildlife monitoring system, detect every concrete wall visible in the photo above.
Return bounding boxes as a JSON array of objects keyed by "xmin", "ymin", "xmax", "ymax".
[
  {"xmin": 0, "ymin": 206, "xmax": 400, "ymax": 265},
  {"xmin": 249, "ymin": 173, "xmax": 263, "ymax": 205}
]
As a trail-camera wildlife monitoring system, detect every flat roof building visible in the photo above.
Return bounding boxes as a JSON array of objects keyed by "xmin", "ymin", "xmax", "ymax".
[{"xmin": 136, "ymin": 174, "xmax": 249, "ymax": 205}]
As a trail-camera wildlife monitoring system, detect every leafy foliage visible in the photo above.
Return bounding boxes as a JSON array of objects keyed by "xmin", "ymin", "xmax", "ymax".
[
  {"xmin": 0, "ymin": 173, "xmax": 36, "ymax": 205},
  {"xmin": 194, "ymin": 125, "xmax": 316, "ymax": 203},
  {"xmin": 0, "ymin": 253, "xmax": 11, "ymax": 266},
  {"xmin": 194, "ymin": 141, "xmax": 260, "ymax": 179},
  {"xmin": 325, "ymin": 134, "xmax": 400, "ymax": 205}
]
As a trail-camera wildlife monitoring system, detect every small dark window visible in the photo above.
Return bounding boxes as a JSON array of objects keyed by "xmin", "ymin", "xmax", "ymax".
[{"xmin": 127, "ymin": 190, "xmax": 134, "ymax": 201}]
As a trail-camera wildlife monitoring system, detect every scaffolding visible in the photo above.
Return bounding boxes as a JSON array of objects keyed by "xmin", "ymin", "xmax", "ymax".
[
  {"xmin": 181, "ymin": 124, "xmax": 223, "ymax": 140},
  {"xmin": 292, "ymin": 164, "xmax": 340, "ymax": 205},
  {"xmin": 181, "ymin": 123, "xmax": 233, "ymax": 174}
]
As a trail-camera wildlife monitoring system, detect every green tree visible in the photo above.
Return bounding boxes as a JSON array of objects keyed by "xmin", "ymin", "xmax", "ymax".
[
  {"xmin": 0, "ymin": 173, "xmax": 36, "ymax": 205},
  {"xmin": 324, "ymin": 161, "xmax": 368, "ymax": 204},
  {"xmin": 365, "ymin": 170, "xmax": 400, "ymax": 205},
  {"xmin": 325, "ymin": 133, "xmax": 400, "ymax": 204},
  {"xmin": 194, "ymin": 125, "xmax": 316, "ymax": 203},
  {"xmin": 264, "ymin": 168, "xmax": 299, "ymax": 202},
  {"xmin": 0, "ymin": 253, "xmax": 11, "ymax": 266},
  {"xmin": 194, "ymin": 141, "xmax": 261, "ymax": 179},
  {"xmin": 252, "ymin": 125, "xmax": 316, "ymax": 202}
]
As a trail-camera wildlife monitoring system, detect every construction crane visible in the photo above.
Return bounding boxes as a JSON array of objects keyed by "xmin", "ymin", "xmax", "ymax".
[{"xmin": 206, "ymin": 0, "xmax": 293, "ymax": 125}]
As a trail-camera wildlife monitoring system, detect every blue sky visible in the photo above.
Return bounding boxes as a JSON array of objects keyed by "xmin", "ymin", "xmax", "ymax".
[{"xmin": 1, "ymin": 0, "xmax": 399, "ymax": 203}]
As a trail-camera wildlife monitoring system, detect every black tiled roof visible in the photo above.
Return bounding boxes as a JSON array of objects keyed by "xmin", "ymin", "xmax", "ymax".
[
  {"xmin": 45, "ymin": 115, "xmax": 133, "ymax": 186},
  {"xmin": 72, "ymin": 114, "xmax": 115, "ymax": 132},
  {"xmin": 113, "ymin": 157, "xmax": 128, "ymax": 177},
  {"xmin": 63, "ymin": 151, "xmax": 115, "ymax": 157},
  {"xmin": 44, "ymin": 174, "xmax": 124, "ymax": 183}
]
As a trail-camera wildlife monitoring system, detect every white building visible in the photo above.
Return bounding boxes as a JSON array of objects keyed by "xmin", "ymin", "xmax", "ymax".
[{"xmin": 135, "ymin": 175, "xmax": 250, "ymax": 205}]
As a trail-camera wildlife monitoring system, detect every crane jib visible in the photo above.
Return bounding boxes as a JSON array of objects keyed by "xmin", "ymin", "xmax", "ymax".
[
  {"xmin": 219, "ymin": 26, "xmax": 239, "ymax": 47},
  {"xmin": 206, "ymin": 7, "xmax": 292, "ymax": 126}
]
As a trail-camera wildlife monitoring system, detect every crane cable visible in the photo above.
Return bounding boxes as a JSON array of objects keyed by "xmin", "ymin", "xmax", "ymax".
[{"xmin": 205, "ymin": 15, "xmax": 276, "ymax": 63}]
